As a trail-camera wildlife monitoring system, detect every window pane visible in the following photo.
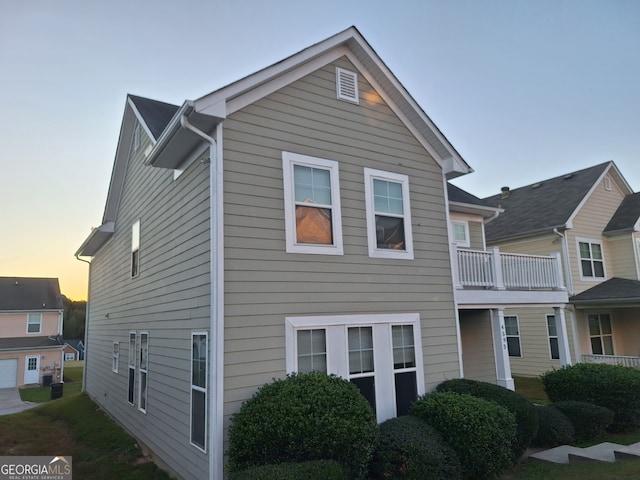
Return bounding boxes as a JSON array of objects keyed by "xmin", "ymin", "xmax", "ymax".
[
  {"xmin": 140, "ymin": 334, "xmax": 148, "ymax": 370},
  {"xmin": 454, "ymin": 224, "xmax": 466, "ymax": 242},
  {"xmin": 507, "ymin": 337, "xmax": 521, "ymax": 357},
  {"xmin": 591, "ymin": 243, "xmax": 603, "ymax": 260},
  {"xmin": 128, "ymin": 368, "xmax": 135, "ymax": 404},
  {"xmin": 297, "ymin": 330, "xmax": 311, "ymax": 355},
  {"xmin": 351, "ymin": 377, "xmax": 376, "ymax": 414},
  {"xmin": 298, "ymin": 355, "xmax": 312, "ymax": 374},
  {"xmin": 581, "ymin": 260, "xmax": 593, "ymax": 277},
  {"xmin": 549, "ymin": 338, "xmax": 560, "ymax": 360},
  {"xmin": 140, "ymin": 372, "xmax": 147, "ymax": 410},
  {"xmin": 504, "ymin": 317, "xmax": 519, "ymax": 336},
  {"xmin": 394, "ymin": 371, "xmax": 418, "ymax": 417},
  {"xmin": 297, "ymin": 329, "xmax": 326, "ymax": 374},
  {"xmin": 579, "ymin": 242, "xmax": 591, "ymax": 259},
  {"xmin": 593, "ymin": 261, "xmax": 605, "ymax": 277},
  {"xmin": 129, "ymin": 334, "xmax": 136, "ymax": 366},
  {"xmin": 191, "ymin": 389, "xmax": 206, "ymax": 449},
  {"xmin": 591, "ymin": 337, "xmax": 603, "ymax": 355},
  {"xmin": 192, "ymin": 335, "xmax": 207, "ymax": 388},
  {"xmin": 603, "ymin": 336, "xmax": 614, "ymax": 355},
  {"xmin": 547, "ymin": 316, "xmax": 557, "ymax": 336},
  {"xmin": 588, "ymin": 315, "xmax": 601, "ymax": 336},
  {"xmin": 375, "ymin": 216, "xmax": 405, "ymax": 249},
  {"xmin": 348, "ymin": 327, "xmax": 374, "ymax": 374},
  {"xmin": 373, "ymin": 179, "xmax": 403, "ymax": 214},
  {"xmin": 392, "ymin": 325, "xmax": 415, "ymax": 369},
  {"xmin": 294, "ymin": 165, "xmax": 331, "ymax": 205},
  {"xmin": 600, "ymin": 315, "xmax": 612, "ymax": 334},
  {"xmin": 295, "ymin": 206, "xmax": 333, "ymax": 244}
]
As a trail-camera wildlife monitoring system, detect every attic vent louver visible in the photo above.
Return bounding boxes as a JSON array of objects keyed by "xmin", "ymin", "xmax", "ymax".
[{"xmin": 336, "ymin": 67, "xmax": 359, "ymax": 104}]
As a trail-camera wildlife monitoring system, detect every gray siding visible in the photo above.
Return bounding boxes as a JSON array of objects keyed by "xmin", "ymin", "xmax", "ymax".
[
  {"xmin": 221, "ymin": 57, "xmax": 460, "ymax": 429},
  {"xmin": 85, "ymin": 128, "xmax": 211, "ymax": 480}
]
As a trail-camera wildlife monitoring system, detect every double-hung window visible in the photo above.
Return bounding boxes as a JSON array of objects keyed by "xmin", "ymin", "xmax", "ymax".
[
  {"xmin": 504, "ymin": 316, "xmax": 522, "ymax": 357},
  {"xmin": 578, "ymin": 239, "xmax": 605, "ymax": 279},
  {"xmin": 546, "ymin": 315, "xmax": 560, "ymax": 360},
  {"xmin": 131, "ymin": 220, "xmax": 140, "ymax": 278},
  {"xmin": 282, "ymin": 152, "xmax": 343, "ymax": 255},
  {"xmin": 286, "ymin": 313, "xmax": 424, "ymax": 422},
  {"xmin": 112, "ymin": 342, "xmax": 120, "ymax": 373},
  {"xmin": 128, "ymin": 332, "xmax": 136, "ymax": 405},
  {"xmin": 364, "ymin": 168, "xmax": 413, "ymax": 259},
  {"xmin": 589, "ymin": 313, "xmax": 614, "ymax": 355},
  {"xmin": 191, "ymin": 332, "xmax": 208, "ymax": 451},
  {"xmin": 27, "ymin": 313, "xmax": 42, "ymax": 334},
  {"xmin": 451, "ymin": 220, "xmax": 470, "ymax": 248},
  {"xmin": 138, "ymin": 333, "xmax": 148, "ymax": 413}
]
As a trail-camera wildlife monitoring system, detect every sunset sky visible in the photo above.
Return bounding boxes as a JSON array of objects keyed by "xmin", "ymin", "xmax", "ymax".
[{"xmin": 1, "ymin": 0, "xmax": 638, "ymax": 300}]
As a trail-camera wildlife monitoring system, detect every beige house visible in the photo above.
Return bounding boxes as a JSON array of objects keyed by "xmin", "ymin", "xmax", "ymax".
[
  {"xmin": 481, "ymin": 161, "xmax": 640, "ymax": 377},
  {"xmin": 0, "ymin": 277, "xmax": 65, "ymax": 388}
]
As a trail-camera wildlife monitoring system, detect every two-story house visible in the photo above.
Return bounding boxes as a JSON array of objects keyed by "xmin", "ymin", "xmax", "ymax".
[
  {"xmin": 0, "ymin": 277, "xmax": 64, "ymax": 388},
  {"xmin": 482, "ymin": 161, "xmax": 640, "ymax": 377}
]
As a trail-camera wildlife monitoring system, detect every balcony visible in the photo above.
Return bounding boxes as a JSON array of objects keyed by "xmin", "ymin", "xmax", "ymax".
[
  {"xmin": 453, "ymin": 246, "xmax": 568, "ymax": 306},
  {"xmin": 582, "ymin": 354, "xmax": 640, "ymax": 369}
]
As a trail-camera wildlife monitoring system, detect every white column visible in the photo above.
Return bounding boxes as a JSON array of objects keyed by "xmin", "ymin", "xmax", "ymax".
[
  {"xmin": 488, "ymin": 247, "xmax": 505, "ymax": 290},
  {"xmin": 554, "ymin": 307, "xmax": 572, "ymax": 366},
  {"xmin": 491, "ymin": 308, "xmax": 514, "ymax": 390}
]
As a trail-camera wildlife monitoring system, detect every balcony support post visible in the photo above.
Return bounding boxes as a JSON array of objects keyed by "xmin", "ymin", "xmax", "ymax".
[
  {"xmin": 489, "ymin": 247, "xmax": 505, "ymax": 290},
  {"xmin": 491, "ymin": 308, "xmax": 515, "ymax": 390},
  {"xmin": 551, "ymin": 252, "xmax": 566, "ymax": 290}
]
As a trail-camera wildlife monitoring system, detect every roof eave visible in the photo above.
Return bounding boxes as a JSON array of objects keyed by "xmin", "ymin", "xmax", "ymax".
[
  {"xmin": 75, "ymin": 222, "xmax": 115, "ymax": 257},
  {"xmin": 449, "ymin": 201, "xmax": 502, "ymax": 218}
]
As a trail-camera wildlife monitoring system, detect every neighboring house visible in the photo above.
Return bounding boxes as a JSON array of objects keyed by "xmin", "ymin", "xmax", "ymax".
[
  {"xmin": 0, "ymin": 277, "xmax": 64, "ymax": 388},
  {"xmin": 482, "ymin": 161, "xmax": 640, "ymax": 376},
  {"xmin": 63, "ymin": 339, "xmax": 84, "ymax": 361},
  {"xmin": 447, "ymin": 183, "xmax": 569, "ymax": 388}
]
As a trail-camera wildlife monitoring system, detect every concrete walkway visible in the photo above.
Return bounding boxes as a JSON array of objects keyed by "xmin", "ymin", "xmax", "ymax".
[
  {"xmin": 0, "ymin": 388, "xmax": 39, "ymax": 415},
  {"xmin": 529, "ymin": 442, "xmax": 640, "ymax": 464}
]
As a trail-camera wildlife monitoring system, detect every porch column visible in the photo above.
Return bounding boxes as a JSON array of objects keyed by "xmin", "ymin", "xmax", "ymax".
[
  {"xmin": 491, "ymin": 308, "xmax": 515, "ymax": 390},
  {"xmin": 488, "ymin": 247, "xmax": 505, "ymax": 290},
  {"xmin": 554, "ymin": 307, "xmax": 572, "ymax": 366}
]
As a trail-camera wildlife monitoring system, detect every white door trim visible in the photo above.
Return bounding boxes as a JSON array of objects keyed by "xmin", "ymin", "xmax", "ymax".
[{"xmin": 24, "ymin": 355, "xmax": 40, "ymax": 384}]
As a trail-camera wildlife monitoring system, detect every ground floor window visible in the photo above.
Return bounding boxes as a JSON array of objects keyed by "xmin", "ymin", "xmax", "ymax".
[
  {"xmin": 286, "ymin": 313, "xmax": 424, "ymax": 422},
  {"xmin": 504, "ymin": 316, "xmax": 522, "ymax": 357},
  {"xmin": 128, "ymin": 332, "xmax": 136, "ymax": 405},
  {"xmin": 546, "ymin": 315, "xmax": 560, "ymax": 360},
  {"xmin": 138, "ymin": 333, "xmax": 149, "ymax": 413},
  {"xmin": 589, "ymin": 313, "xmax": 613, "ymax": 355},
  {"xmin": 191, "ymin": 332, "xmax": 208, "ymax": 451}
]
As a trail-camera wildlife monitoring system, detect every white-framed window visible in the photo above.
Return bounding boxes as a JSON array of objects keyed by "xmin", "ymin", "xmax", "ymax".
[
  {"xmin": 604, "ymin": 175, "xmax": 612, "ymax": 191},
  {"xmin": 589, "ymin": 313, "xmax": 614, "ymax": 355},
  {"xmin": 138, "ymin": 332, "xmax": 148, "ymax": 413},
  {"xmin": 364, "ymin": 168, "xmax": 414, "ymax": 259},
  {"xmin": 282, "ymin": 152, "xmax": 344, "ymax": 255},
  {"xmin": 112, "ymin": 342, "xmax": 120, "ymax": 373},
  {"xmin": 577, "ymin": 238, "xmax": 605, "ymax": 280},
  {"xmin": 27, "ymin": 313, "xmax": 42, "ymax": 334},
  {"xmin": 64, "ymin": 353, "xmax": 76, "ymax": 361},
  {"xmin": 335, "ymin": 67, "xmax": 359, "ymax": 104},
  {"xmin": 191, "ymin": 332, "xmax": 208, "ymax": 452},
  {"xmin": 286, "ymin": 313, "xmax": 424, "ymax": 422},
  {"xmin": 451, "ymin": 220, "xmax": 470, "ymax": 248},
  {"xmin": 133, "ymin": 123, "xmax": 141, "ymax": 151},
  {"xmin": 131, "ymin": 220, "xmax": 140, "ymax": 278},
  {"xmin": 546, "ymin": 315, "xmax": 560, "ymax": 360},
  {"xmin": 128, "ymin": 332, "xmax": 136, "ymax": 406},
  {"xmin": 504, "ymin": 315, "xmax": 522, "ymax": 357}
]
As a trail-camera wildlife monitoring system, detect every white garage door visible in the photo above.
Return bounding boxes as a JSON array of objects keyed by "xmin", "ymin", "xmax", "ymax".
[{"xmin": 0, "ymin": 359, "xmax": 18, "ymax": 388}]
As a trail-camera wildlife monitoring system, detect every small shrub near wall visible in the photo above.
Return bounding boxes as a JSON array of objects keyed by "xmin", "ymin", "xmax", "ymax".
[
  {"xmin": 542, "ymin": 363, "xmax": 640, "ymax": 432},
  {"xmin": 531, "ymin": 405, "xmax": 575, "ymax": 448},
  {"xmin": 369, "ymin": 415, "xmax": 462, "ymax": 480},
  {"xmin": 410, "ymin": 392, "xmax": 517, "ymax": 480},
  {"xmin": 226, "ymin": 372, "xmax": 378, "ymax": 479},
  {"xmin": 436, "ymin": 378, "xmax": 538, "ymax": 459},
  {"xmin": 550, "ymin": 401, "xmax": 614, "ymax": 443}
]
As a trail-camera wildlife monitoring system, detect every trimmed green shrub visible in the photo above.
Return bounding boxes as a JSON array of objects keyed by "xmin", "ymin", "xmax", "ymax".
[
  {"xmin": 227, "ymin": 372, "xmax": 377, "ymax": 479},
  {"xmin": 542, "ymin": 363, "xmax": 640, "ymax": 431},
  {"xmin": 550, "ymin": 400, "xmax": 614, "ymax": 443},
  {"xmin": 530, "ymin": 405, "xmax": 575, "ymax": 447},
  {"xmin": 436, "ymin": 378, "xmax": 538, "ymax": 459},
  {"xmin": 369, "ymin": 416, "xmax": 462, "ymax": 480},
  {"xmin": 410, "ymin": 392, "xmax": 517, "ymax": 480},
  {"xmin": 229, "ymin": 460, "xmax": 349, "ymax": 480}
]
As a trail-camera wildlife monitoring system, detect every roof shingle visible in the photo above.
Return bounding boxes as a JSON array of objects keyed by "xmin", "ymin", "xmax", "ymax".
[{"xmin": 0, "ymin": 277, "xmax": 63, "ymax": 311}]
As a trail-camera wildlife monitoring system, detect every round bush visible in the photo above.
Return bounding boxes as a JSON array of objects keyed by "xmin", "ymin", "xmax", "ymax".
[
  {"xmin": 542, "ymin": 363, "xmax": 640, "ymax": 431},
  {"xmin": 227, "ymin": 372, "xmax": 378, "ymax": 479},
  {"xmin": 550, "ymin": 400, "xmax": 614, "ymax": 443},
  {"xmin": 436, "ymin": 378, "xmax": 538, "ymax": 459},
  {"xmin": 369, "ymin": 416, "xmax": 462, "ymax": 480},
  {"xmin": 530, "ymin": 405, "xmax": 575, "ymax": 447},
  {"xmin": 410, "ymin": 392, "xmax": 517, "ymax": 480},
  {"xmin": 229, "ymin": 460, "xmax": 349, "ymax": 480}
]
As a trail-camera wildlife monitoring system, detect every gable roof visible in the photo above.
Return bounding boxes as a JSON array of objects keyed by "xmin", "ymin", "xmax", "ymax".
[
  {"xmin": 0, "ymin": 277, "xmax": 63, "ymax": 311},
  {"xmin": 570, "ymin": 277, "xmax": 640, "ymax": 307},
  {"xmin": 447, "ymin": 183, "xmax": 502, "ymax": 218},
  {"xmin": 603, "ymin": 192, "xmax": 640, "ymax": 235},
  {"xmin": 483, "ymin": 161, "xmax": 630, "ymax": 242},
  {"xmin": 129, "ymin": 95, "xmax": 180, "ymax": 141}
]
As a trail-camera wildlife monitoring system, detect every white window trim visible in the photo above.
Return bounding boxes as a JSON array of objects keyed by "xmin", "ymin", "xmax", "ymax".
[
  {"xmin": 504, "ymin": 315, "xmax": 522, "ymax": 358},
  {"xmin": 576, "ymin": 237, "xmax": 606, "ymax": 282},
  {"xmin": 190, "ymin": 331, "xmax": 208, "ymax": 453},
  {"xmin": 451, "ymin": 220, "xmax": 470, "ymax": 248},
  {"xmin": 282, "ymin": 151, "xmax": 344, "ymax": 255},
  {"xmin": 285, "ymin": 313, "xmax": 425, "ymax": 423},
  {"xmin": 26, "ymin": 313, "xmax": 42, "ymax": 334},
  {"xmin": 364, "ymin": 168, "xmax": 414, "ymax": 260},
  {"xmin": 588, "ymin": 312, "xmax": 614, "ymax": 356},
  {"xmin": 112, "ymin": 342, "xmax": 120, "ymax": 373},
  {"xmin": 546, "ymin": 315, "xmax": 559, "ymax": 360},
  {"xmin": 138, "ymin": 332, "xmax": 149, "ymax": 414}
]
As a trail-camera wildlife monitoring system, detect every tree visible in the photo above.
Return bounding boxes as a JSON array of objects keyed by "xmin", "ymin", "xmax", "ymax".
[{"xmin": 62, "ymin": 296, "xmax": 86, "ymax": 340}]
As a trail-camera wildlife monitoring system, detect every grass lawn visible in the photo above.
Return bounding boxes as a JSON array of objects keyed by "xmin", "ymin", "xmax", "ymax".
[
  {"xmin": 0, "ymin": 393, "xmax": 171, "ymax": 479},
  {"xmin": 19, "ymin": 362, "xmax": 84, "ymax": 403}
]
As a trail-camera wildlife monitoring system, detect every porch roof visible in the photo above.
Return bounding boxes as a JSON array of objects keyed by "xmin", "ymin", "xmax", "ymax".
[
  {"xmin": 570, "ymin": 277, "xmax": 640, "ymax": 307},
  {"xmin": 0, "ymin": 336, "xmax": 64, "ymax": 351}
]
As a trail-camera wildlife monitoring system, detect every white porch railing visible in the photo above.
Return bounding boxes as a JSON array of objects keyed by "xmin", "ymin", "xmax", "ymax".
[
  {"xmin": 454, "ymin": 246, "xmax": 565, "ymax": 291},
  {"xmin": 582, "ymin": 354, "xmax": 640, "ymax": 368}
]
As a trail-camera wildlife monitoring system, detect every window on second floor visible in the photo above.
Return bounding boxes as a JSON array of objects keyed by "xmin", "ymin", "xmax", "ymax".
[
  {"xmin": 131, "ymin": 220, "xmax": 140, "ymax": 278},
  {"xmin": 27, "ymin": 313, "xmax": 42, "ymax": 334},
  {"xmin": 364, "ymin": 168, "xmax": 414, "ymax": 260},
  {"xmin": 451, "ymin": 220, "xmax": 470, "ymax": 248},
  {"xmin": 282, "ymin": 152, "xmax": 343, "ymax": 255},
  {"xmin": 578, "ymin": 239, "xmax": 605, "ymax": 280}
]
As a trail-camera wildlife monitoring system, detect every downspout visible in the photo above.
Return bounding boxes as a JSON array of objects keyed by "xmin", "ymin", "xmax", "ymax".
[
  {"xmin": 180, "ymin": 114, "xmax": 224, "ymax": 480},
  {"xmin": 75, "ymin": 254, "xmax": 91, "ymax": 393}
]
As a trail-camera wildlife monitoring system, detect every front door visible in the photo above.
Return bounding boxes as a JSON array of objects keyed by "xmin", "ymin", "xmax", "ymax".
[{"xmin": 24, "ymin": 356, "xmax": 40, "ymax": 384}]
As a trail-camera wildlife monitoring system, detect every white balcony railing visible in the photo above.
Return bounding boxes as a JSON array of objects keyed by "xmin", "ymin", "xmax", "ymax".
[
  {"xmin": 454, "ymin": 246, "xmax": 565, "ymax": 291},
  {"xmin": 582, "ymin": 354, "xmax": 640, "ymax": 368}
]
